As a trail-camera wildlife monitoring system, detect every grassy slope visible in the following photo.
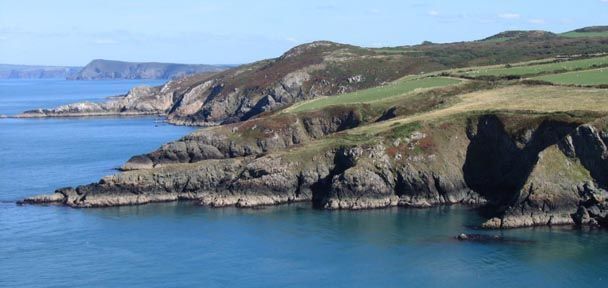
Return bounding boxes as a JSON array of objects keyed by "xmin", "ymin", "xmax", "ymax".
[
  {"xmin": 273, "ymin": 82, "xmax": 608, "ymax": 169},
  {"xmin": 350, "ymin": 85, "xmax": 608, "ymax": 135},
  {"xmin": 532, "ymin": 68, "xmax": 608, "ymax": 86},
  {"xmin": 284, "ymin": 51, "xmax": 608, "ymax": 140},
  {"xmin": 561, "ymin": 31, "xmax": 608, "ymax": 38},
  {"xmin": 288, "ymin": 77, "xmax": 462, "ymax": 112},
  {"xmin": 459, "ymin": 55, "xmax": 608, "ymax": 77}
]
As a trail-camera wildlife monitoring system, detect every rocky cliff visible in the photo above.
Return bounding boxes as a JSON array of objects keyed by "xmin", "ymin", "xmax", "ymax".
[
  {"xmin": 18, "ymin": 28, "xmax": 608, "ymax": 230},
  {"xmin": 21, "ymin": 85, "xmax": 171, "ymax": 117},
  {"xmin": 19, "ymin": 34, "xmax": 608, "ymax": 124},
  {"xmin": 21, "ymin": 107, "xmax": 608, "ymax": 229}
]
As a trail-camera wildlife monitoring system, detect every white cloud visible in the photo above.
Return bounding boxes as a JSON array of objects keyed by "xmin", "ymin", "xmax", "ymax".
[
  {"xmin": 498, "ymin": 13, "xmax": 520, "ymax": 20},
  {"xmin": 285, "ymin": 37, "xmax": 297, "ymax": 43},
  {"xmin": 0, "ymin": 35, "xmax": 8, "ymax": 41},
  {"xmin": 369, "ymin": 8, "xmax": 381, "ymax": 14},
  {"xmin": 428, "ymin": 10, "xmax": 440, "ymax": 16},
  {"xmin": 528, "ymin": 18, "xmax": 546, "ymax": 24},
  {"xmin": 601, "ymin": 0, "xmax": 608, "ymax": 3}
]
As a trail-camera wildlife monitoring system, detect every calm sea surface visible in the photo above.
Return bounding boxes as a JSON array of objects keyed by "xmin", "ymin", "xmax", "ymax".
[{"xmin": 0, "ymin": 79, "xmax": 607, "ymax": 287}]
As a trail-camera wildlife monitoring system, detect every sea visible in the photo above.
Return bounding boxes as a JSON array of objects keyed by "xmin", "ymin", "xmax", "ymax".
[{"xmin": 0, "ymin": 79, "xmax": 606, "ymax": 287}]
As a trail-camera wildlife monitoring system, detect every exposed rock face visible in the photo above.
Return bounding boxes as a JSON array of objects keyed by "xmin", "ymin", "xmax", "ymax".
[
  {"xmin": 19, "ymin": 42, "xmax": 407, "ymax": 124},
  {"xmin": 21, "ymin": 141, "xmax": 483, "ymax": 211},
  {"xmin": 20, "ymin": 112, "xmax": 608, "ymax": 230},
  {"xmin": 121, "ymin": 107, "xmax": 362, "ymax": 170},
  {"xmin": 68, "ymin": 59, "xmax": 229, "ymax": 80},
  {"xmin": 479, "ymin": 121, "xmax": 608, "ymax": 229},
  {"xmin": 20, "ymin": 85, "xmax": 171, "ymax": 117},
  {"xmin": 20, "ymin": 114, "xmax": 480, "ymax": 211}
]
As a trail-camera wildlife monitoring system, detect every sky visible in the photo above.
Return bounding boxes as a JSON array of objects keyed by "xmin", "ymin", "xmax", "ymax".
[{"xmin": 1, "ymin": 0, "xmax": 607, "ymax": 66}]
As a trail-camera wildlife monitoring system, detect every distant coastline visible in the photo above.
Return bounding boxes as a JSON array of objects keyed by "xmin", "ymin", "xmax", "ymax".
[
  {"xmin": 0, "ymin": 59, "xmax": 233, "ymax": 80},
  {"xmin": 67, "ymin": 59, "xmax": 231, "ymax": 80},
  {"xmin": 0, "ymin": 64, "xmax": 80, "ymax": 79}
]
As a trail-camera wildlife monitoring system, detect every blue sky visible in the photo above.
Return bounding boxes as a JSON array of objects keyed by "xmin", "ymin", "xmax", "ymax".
[{"xmin": 1, "ymin": 0, "xmax": 607, "ymax": 66}]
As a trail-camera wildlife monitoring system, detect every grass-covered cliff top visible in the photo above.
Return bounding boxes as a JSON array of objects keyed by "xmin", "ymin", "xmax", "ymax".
[{"xmin": 159, "ymin": 50, "xmax": 608, "ymax": 169}]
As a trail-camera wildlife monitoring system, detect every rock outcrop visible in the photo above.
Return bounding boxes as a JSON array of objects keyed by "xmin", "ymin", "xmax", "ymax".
[
  {"xmin": 19, "ymin": 85, "xmax": 172, "ymax": 117},
  {"xmin": 479, "ymin": 121, "xmax": 608, "ymax": 229},
  {"xmin": 20, "ymin": 112, "xmax": 608, "ymax": 230},
  {"xmin": 121, "ymin": 107, "xmax": 362, "ymax": 170}
]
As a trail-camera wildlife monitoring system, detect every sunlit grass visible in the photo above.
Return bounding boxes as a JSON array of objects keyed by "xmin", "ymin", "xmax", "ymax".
[
  {"xmin": 460, "ymin": 55, "xmax": 608, "ymax": 77},
  {"xmin": 532, "ymin": 68, "xmax": 608, "ymax": 86},
  {"xmin": 289, "ymin": 77, "xmax": 461, "ymax": 112}
]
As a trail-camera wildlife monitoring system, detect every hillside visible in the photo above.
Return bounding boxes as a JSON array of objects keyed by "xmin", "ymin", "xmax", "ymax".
[
  {"xmin": 482, "ymin": 30, "xmax": 558, "ymax": 42},
  {"xmin": 19, "ymin": 29, "xmax": 608, "ymax": 125},
  {"xmin": 562, "ymin": 26, "xmax": 608, "ymax": 38},
  {"xmin": 21, "ymin": 26, "xmax": 608, "ymax": 229},
  {"xmin": 67, "ymin": 59, "xmax": 231, "ymax": 80},
  {"xmin": 0, "ymin": 64, "xmax": 80, "ymax": 79}
]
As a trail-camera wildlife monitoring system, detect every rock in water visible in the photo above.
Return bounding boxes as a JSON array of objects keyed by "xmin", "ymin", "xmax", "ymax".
[{"xmin": 455, "ymin": 233, "xmax": 505, "ymax": 242}]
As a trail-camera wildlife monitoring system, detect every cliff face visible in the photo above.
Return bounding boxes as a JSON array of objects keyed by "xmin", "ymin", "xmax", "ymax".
[
  {"xmin": 21, "ymin": 85, "xmax": 171, "ymax": 117},
  {"xmin": 67, "ymin": 59, "xmax": 230, "ymax": 80},
  {"xmin": 17, "ymin": 30, "xmax": 608, "ymax": 230},
  {"xmin": 480, "ymin": 121, "xmax": 608, "ymax": 228},
  {"xmin": 22, "ymin": 110, "xmax": 608, "ymax": 229}
]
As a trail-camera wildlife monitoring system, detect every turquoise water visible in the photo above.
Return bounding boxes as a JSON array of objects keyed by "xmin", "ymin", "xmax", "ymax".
[{"xmin": 1, "ymin": 80, "xmax": 607, "ymax": 287}]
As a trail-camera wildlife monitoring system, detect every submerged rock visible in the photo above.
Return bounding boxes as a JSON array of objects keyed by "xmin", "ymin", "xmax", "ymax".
[
  {"xmin": 457, "ymin": 233, "xmax": 503, "ymax": 241},
  {"xmin": 455, "ymin": 233, "xmax": 526, "ymax": 243}
]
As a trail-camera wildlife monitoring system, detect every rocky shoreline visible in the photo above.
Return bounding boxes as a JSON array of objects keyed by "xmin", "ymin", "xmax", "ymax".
[
  {"xmin": 20, "ymin": 110, "xmax": 608, "ymax": 229},
  {"xmin": 15, "ymin": 37, "xmax": 608, "ymax": 230}
]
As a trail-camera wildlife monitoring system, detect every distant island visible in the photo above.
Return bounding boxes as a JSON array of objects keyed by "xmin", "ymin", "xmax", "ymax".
[
  {"xmin": 67, "ymin": 59, "xmax": 231, "ymax": 80},
  {"xmin": 0, "ymin": 64, "xmax": 80, "ymax": 79}
]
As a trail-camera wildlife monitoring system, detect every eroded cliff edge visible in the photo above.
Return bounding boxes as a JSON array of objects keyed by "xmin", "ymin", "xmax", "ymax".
[{"xmin": 22, "ymin": 105, "xmax": 608, "ymax": 229}]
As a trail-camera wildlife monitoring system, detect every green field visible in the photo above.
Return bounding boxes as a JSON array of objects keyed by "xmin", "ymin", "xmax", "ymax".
[
  {"xmin": 561, "ymin": 31, "xmax": 608, "ymax": 38},
  {"xmin": 532, "ymin": 68, "xmax": 608, "ymax": 86},
  {"xmin": 290, "ymin": 77, "xmax": 461, "ymax": 112},
  {"xmin": 460, "ymin": 55, "xmax": 608, "ymax": 78}
]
